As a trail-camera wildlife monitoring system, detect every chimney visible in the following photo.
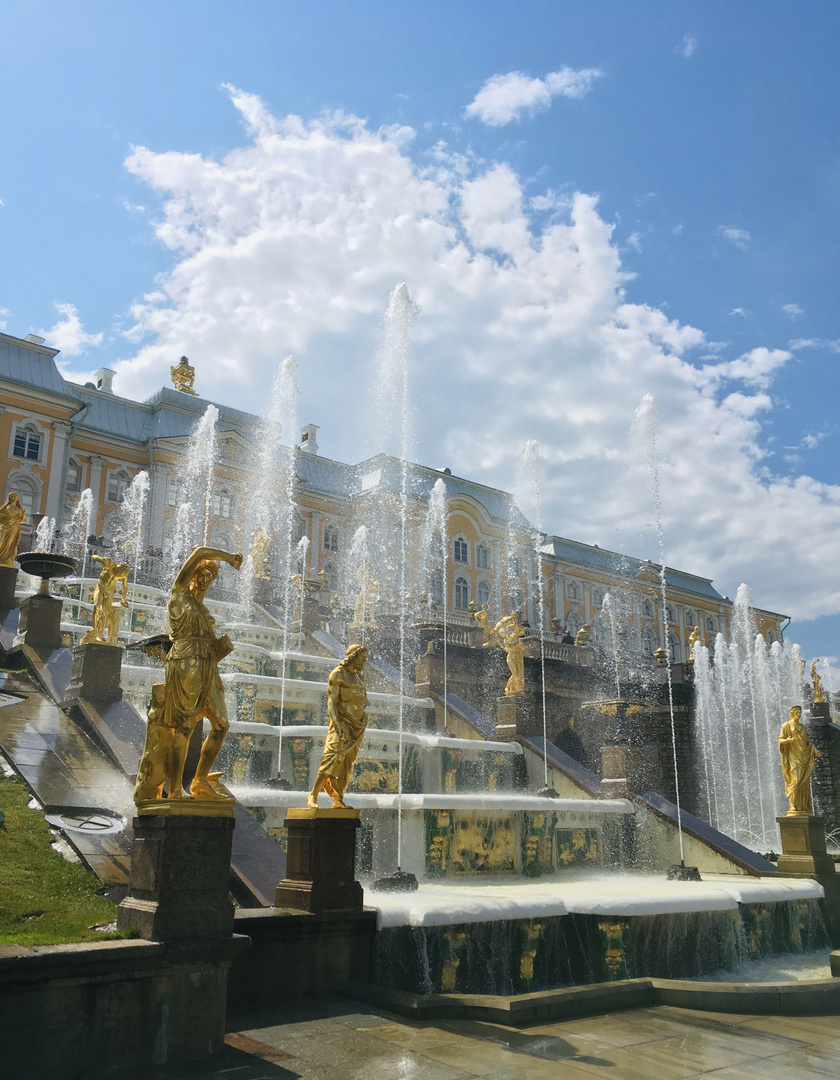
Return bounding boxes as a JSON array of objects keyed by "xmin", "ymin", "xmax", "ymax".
[
  {"xmin": 95, "ymin": 368, "xmax": 116, "ymax": 394},
  {"xmin": 299, "ymin": 424, "xmax": 319, "ymax": 456}
]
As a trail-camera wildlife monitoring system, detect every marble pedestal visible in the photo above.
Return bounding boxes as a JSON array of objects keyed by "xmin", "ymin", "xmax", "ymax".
[
  {"xmin": 274, "ymin": 808, "xmax": 363, "ymax": 913},
  {"xmin": 777, "ymin": 813, "xmax": 840, "ymax": 947},
  {"xmin": 14, "ymin": 594, "xmax": 63, "ymax": 652},
  {"xmin": 118, "ymin": 810, "xmax": 236, "ymax": 942},
  {"xmin": 494, "ymin": 694, "xmax": 535, "ymax": 740},
  {"xmin": 63, "ymin": 641, "xmax": 124, "ymax": 706},
  {"xmin": 0, "ymin": 565, "xmax": 18, "ymax": 610}
]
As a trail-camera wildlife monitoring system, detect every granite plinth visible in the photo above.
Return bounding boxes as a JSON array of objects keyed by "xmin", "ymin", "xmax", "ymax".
[
  {"xmin": 117, "ymin": 813, "xmax": 235, "ymax": 941},
  {"xmin": 63, "ymin": 641, "xmax": 124, "ymax": 707},
  {"xmin": 810, "ymin": 701, "xmax": 833, "ymax": 723},
  {"xmin": 14, "ymin": 594, "xmax": 63, "ymax": 652},
  {"xmin": 274, "ymin": 808, "xmax": 364, "ymax": 913},
  {"xmin": 494, "ymin": 694, "xmax": 536, "ymax": 740},
  {"xmin": 0, "ymin": 564, "xmax": 18, "ymax": 610},
  {"xmin": 777, "ymin": 813, "xmax": 840, "ymax": 947}
]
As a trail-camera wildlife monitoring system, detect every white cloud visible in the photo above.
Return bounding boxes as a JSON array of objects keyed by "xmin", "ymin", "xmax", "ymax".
[
  {"xmin": 117, "ymin": 87, "xmax": 840, "ymax": 623},
  {"xmin": 789, "ymin": 337, "xmax": 840, "ymax": 353},
  {"xmin": 718, "ymin": 226, "xmax": 750, "ymax": 250},
  {"xmin": 0, "ymin": 306, "xmax": 8, "ymax": 330},
  {"xmin": 677, "ymin": 34, "xmax": 698, "ymax": 58},
  {"xmin": 729, "ymin": 307, "xmax": 749, "ymax": 319},
  {"xmin": 626, "ymin": 232, "xmax": 643, "ymax": 253},
  {"xmin": 464, "ymin": 67, "xmax": 603, "ymax": 127},
  {"xmin": 35, "ymin": 302, "xmax": 103, "ymax": 356},
  {"xmin": 781, "ymin": 302, "xmax": 804, "ymax": 320},
  {"xmin": 672, "ymin": 223, "xmax": 684, "ymax": 237}
]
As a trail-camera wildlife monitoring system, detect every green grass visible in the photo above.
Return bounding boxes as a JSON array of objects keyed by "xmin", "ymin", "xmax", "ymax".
[{"xmin": 0, "ymin": 773, "xmax": 130, "ymax": 946}]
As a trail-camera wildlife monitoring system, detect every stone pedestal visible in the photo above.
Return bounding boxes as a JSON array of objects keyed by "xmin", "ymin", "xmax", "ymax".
[
  {"xmin": 117, "ymin": 811, "xmax": 236, "ymax": 942},
  {"xmin": 777, "ymin": 814, "xmax": 840, "ymax": 947},
  {"xmin": 0, "ymin": 565, "xmax": 18, "ymax": 610},
  {"xmin": 600, "ymin": 744, "xmax": 659, "ymax": 796},
  {"xmin": 14, "ymin": 594, "xmax": 63, "ymax": 652},
  {"xmin": 300, "ymin": 593, "xmax": 321, "ymax": 633},
  {"xmin": 63, "ymin": 641, "xmax": 124, "ymax": 706},
  {"xmin": 274, "ymin": 808, "xmax": 363, "ymax": 913},
  {"xmin": 810, "ymin": 701, "xmax": 832, "ymax": 723},
  {"xmin": 495, "ymin": 694, "xmax": 538, "ymax": 740}
]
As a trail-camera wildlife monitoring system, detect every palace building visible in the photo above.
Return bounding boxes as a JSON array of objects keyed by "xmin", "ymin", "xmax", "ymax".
[{"xmin": 0, "ymin": 330, "xmax": 786, "ymax": 657}]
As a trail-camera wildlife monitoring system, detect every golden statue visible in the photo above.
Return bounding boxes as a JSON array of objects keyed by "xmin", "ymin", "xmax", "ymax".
[
  {"xmin": 497, "ymin": 610, "xmax": 526, "ymax": 695},
  {"xmin": 779, "ymin": 705, "xmax": 821, "ymax": 815},
  {"xmin": 350, "ymin": 566, "xmax": 379, "ymax": 628},
  {"xmin": 688, "ymin": 625, "xmax": 703, "ymax": 662},
  {"xmin": 170, "ymin": 355, "xmax": 198, "ymax": 396},
  {"xmin": 469, "ymin": 601, "xmax": 503, "ymax": 648},
  {"xmin": 308, "ymin": 644, "xmax": 369, "ymax": 808},
  {"xmin": 0, "ymin": 492, "xmax": 26, "ymax": 567},
  {"xmin": 574, "ymin": 623, "xmax": 591, "ymax": 647},
  {"xmin": 811, "ymin": 660, "xmax": 824, "ymax": 704},
  {"xmin": 250, "ymin": 529, "xmax": 271, "ymax": 581},
  {"xmin": 134, "ymin": 545, "xmax": 242, "ymax": 804},
  {"xmin": 82, "ymin": 554, "xmax": 130, "ymax": 645}
]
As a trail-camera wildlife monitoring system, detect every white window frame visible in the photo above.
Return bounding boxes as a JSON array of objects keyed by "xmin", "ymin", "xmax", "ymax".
[
  {"xmin": 453, "ymin": 535, "xmax": 469, "ymax": 564},
  {"xmin": 8, "ymin": 417, "xmax": 49, "ymax": 465}
]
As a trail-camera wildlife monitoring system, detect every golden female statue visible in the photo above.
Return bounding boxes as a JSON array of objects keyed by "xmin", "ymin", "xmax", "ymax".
[
  {"xmin": 134, "ymin": 545, "xmax": 242, "ymax": 803},
  {"xmin": 0, "ymin": 492, "xmax": 26, "ymax": 567},
  {"xmin": 308, "ymin": 644, "xmax": 369, "ymax": 809},
  {"xmin": 810, "ymin": 660, "xmax": 824, "ymax": 704},
  {"xmin": 779, "ymin": 705, "xmax": 821, "ymax": 815},
  {"xmin": 83, "ymin": 554, "xmax": 130, "ymax": 644},
  {"xmin": 497, "ymin": 610, "xmax": 526, "ymax": 695}
]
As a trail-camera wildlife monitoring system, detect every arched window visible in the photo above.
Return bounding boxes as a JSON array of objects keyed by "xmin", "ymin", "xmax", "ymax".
[
  {"xmin": 669, "ymin": 632, "xmax": 681, "ymax": 662},
  {"xmin": 642, "ymin": 599, "xmax": 654, "ymax": 618},
  {"xmin": 12, "ymin": 423, "xmax": 42, "ymax": 462},
  {"xmin": 566, "ymin": 581, "xmax": 582, "ymax": 601},
  {"xmin": 454, "ymin": 576, "xmax": 469, "ymax": 610},
  {"xmin": 666, "ymin": 606, "xmax": 676, "ymax": 623},
  {"xmin": 323, "ymin": 524, "xmax": 339, "ymax": 552},
  {"xmin": 106, "ymin": 468, "xmax": 132, "ymax": 504},
  {"xmin": 453, "ymin": 535, "xmax": 469, "ymax": 564},
  {"xmin": 641, "ymin": 629, "xmax": 655, "ymax": 655},
  {"xmin": 510, "ymin": 554, "xmax": 523, "ymax": 576},
  {"xmin": 509, "ymin": 587, "xmax": 524, "ymax": 614},
  {"xmin": 322, "ymin": 561, "xmax": 339, "ymax": 592},
  {"xmin": 167, "ymin": 476, "xmax": 185, "ymax": 507},
  {"xmin": 477, "ymin": 580, "xmax": 491, "ymax": 608},
  {"xmin": 566, "ymin": 610, "xmax": 583, "ymax": 636},
  {"xmin": 706, "ymin": 616, "xmax": 716, "ymax": 633},
  {"xmin": 591, "ymin": 588, "xmax": 605, "ymax": 609},
  {"xmin": 66, "ymin": 458, "xmax": 83, "ymax": 493},
  {"xmin": 767, "ymin": 629, "xmax": 776, "ymax": 644},
  {"xmin": 429, "ymin": 571, "xmax": 443, "ymax": 607},
  {"xmin": 476, "ymin": 544, "xmax": 490, "ymax": 569},
  {"xmin": 685, "ymin": 610, "xmax": 695, "ymax": 627}
]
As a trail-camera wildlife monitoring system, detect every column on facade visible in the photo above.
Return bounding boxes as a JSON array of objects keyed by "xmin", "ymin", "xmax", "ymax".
[
  {"xmin": 88, "ymin": 455, "xmax": 107, "ymax": 532},
  {"xmin": 44, "ymin": 420, "xmax": 70, "ymax": 521}
]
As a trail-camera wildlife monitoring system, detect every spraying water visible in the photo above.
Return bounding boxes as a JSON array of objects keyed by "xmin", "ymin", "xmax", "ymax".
[
  {"xmin": 423, "ymin": 479, "xmax": 448, "ymax": 729},
  {"xmin": 186, "ymin": 405, "xmax": 219, "ymax": 546},
  {"xmin": 62, "ymin": 488, "xmax": 94, "ymax": 583},
  {"xmin": 35, "ymin": 515, "xmax": 57, "ymax": 551},
  {"xmin": 632, "ymin": 395, "xmax": 685, "ymax": 863}
]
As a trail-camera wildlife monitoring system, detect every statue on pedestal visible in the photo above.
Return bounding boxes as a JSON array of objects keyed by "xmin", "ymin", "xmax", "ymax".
[
  {"xmin": 134, "ymin": 545, "xmax": 242, "ymax": 803},
  {"xmin": 82, "ymin": 554, "xmax": 130, "ymax": 645},
  {"xmin": 779, "ymin": 705, "xmax": 821, "ymax": 815},
  {"xmin": 308, "ymin": 644, "xmax": 369, "ymax": 809},
  {"xmin": 688, "ymin": 625, "xmax": 703, "ymax": 662},
  {"xmin": 0, "ymin": 492, "xmax": 26, "ymax": 567}
]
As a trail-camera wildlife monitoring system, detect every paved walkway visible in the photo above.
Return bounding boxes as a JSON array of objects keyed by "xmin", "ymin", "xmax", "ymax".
[{"xmin": 152, "ymin": 998, "xmax": 840, "ymax": 1079}]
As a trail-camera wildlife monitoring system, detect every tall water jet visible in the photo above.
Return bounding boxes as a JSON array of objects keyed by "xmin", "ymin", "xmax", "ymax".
[
  {"xmin": 186, "ymin": 405, "xmax": 219, "ymax": 547},
  {"xmin": 631, "ymin": 395, "xmax": 687, "ymax": 869},
  {"xmin": 371, "ymin": 282, "xmax": 420, "ymax": 878},
  {"xmin": 422, "ymin": 478, "xmax": 448, "ymax": 728},
  {"xmin": 514, "ymin": 441, "xmax": 549, "ymax": 791},
  {"xmin": 62, "ymin": 488, "xmax": 94, "ymax": 582},
  {"xmin": 693, "ymin": 584, "xmax": 804, "ymax": 850},
  {"xmin": 35, "ymin": 515, "xmax": 57, "ymax": 552}
]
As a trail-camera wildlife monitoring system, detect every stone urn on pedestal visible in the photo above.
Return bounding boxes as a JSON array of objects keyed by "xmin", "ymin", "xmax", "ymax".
[{"xmin": 14, "ymin": 551, "xmax": 77, "ymax": 653}]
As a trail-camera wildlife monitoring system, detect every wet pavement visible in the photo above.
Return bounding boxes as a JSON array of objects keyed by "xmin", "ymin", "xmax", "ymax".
[{"xmin": 148, "ymin": 998, "xmax": 840, "ymax": 1079}]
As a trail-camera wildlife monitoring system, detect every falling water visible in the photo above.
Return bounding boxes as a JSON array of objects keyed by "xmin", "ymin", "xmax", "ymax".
[
  {"xmin": 423, "ymin": 479, "xmax": 448, "ymax": 729},
  {"xmin": 515, "ymin": 441, "xmax": 549, "ymax": 789},
  {"xmin": 350, "ymin": 526, "xmax": 370, "ymax": 647},
  {"xmin": 632, "ymin": 395, "xmax": 685, "ymax": 863},
  {"xmin": 62, "ymin": 488, "xmax": 94, "ymax": 583},
  {"xmin": 373, "ymin": 282, "xmax": 419, "ymax": 871},
  {"xmin": 186, "ymin": 405, "xmax": 219, "ymax": 546},
  {"xmin": 35, "ymin": 515, "xmax": 57, "ymax": 551},
  {"xmin": 116, "ymin": 472, "xmax": 150, "ymax": 638},
  {"xmin": 602, "ymin": 593, "xmax": 622, "ymax": 700},
  {"xmin": 694, "ymin": 584, "xmax": 804, "ymax": 850}
]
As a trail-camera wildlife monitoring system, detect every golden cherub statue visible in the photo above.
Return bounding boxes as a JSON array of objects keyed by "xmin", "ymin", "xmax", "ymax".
[
  {"xmin": 811, "ymin": 660, "xmax": 824, "ymax": 704},
  {"xmin": 779, "ymin": 705, "xmax": 821, "ymax": 815},
  {"xmin": 170, "ymin": 355, "xmax": 198, "ymax": 396},
  {"xmin": 82, "ymin": 554, "xmax": 130, "ymax": 646},
  {"xmin": 133, "ymin": 545, "xmax": 242, "ymax": 804},
  {"xmin": 308, "ymin": 644, "xmax": 369, "ymax": 809},
  {"xmin": 497, "ymin": 609, "xmax": 526, "ymax": 695},
  {"xmin": 0, "ymin": 492, "xmax": 26, "ymax": 568}
]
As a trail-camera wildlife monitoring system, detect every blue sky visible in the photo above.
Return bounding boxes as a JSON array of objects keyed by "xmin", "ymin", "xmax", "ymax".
[{"xmin": 1, "ymin": 2, "xmax": 838, "ymax": 683}]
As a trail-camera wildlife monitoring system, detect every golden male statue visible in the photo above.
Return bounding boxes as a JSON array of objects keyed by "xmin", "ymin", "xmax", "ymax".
[
  {"xmin": 779, "ymin": 705, "xmax": 821, "ymax": 815},
  {"xmin": 497, "ymin": 610, "xmax": 526, "ymax": 696},
  {"xmin": 308, "ymin": 644, "xmax": 369, "ymax": 809},
  {"xmin": 0, "ymin": 492, "xmax": 26, "ymax": 567},
  {"xmin": 134, "ymin": 545, "xmax": 242, "ymax": 803},
  {"xmin": 83, "ymin": 554, "xmax": 130, "ymax": 644}
]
